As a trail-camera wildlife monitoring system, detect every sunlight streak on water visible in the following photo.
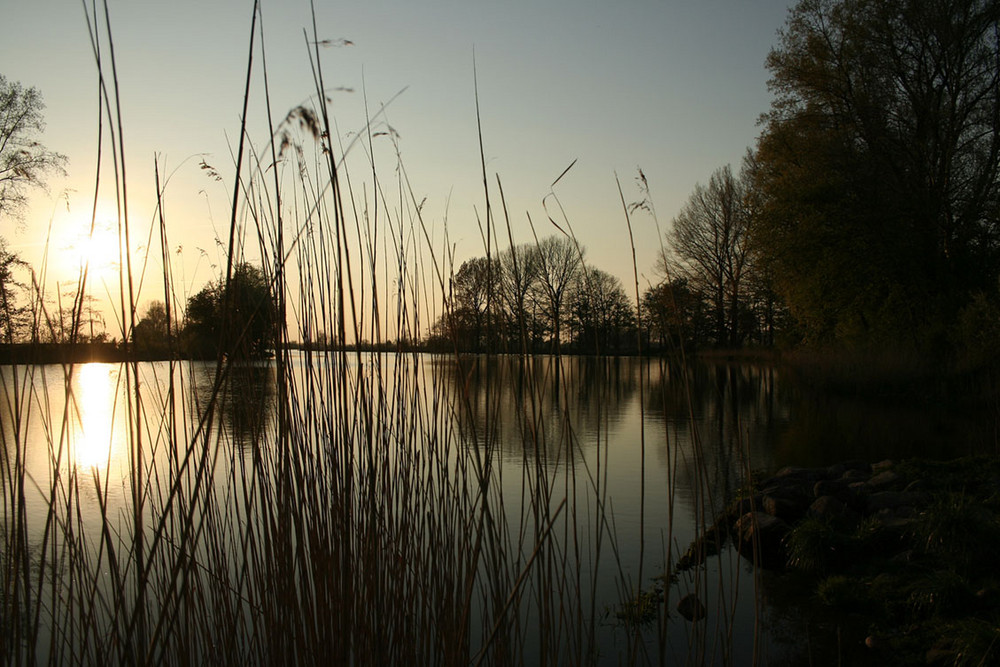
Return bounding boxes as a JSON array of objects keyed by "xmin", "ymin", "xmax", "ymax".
[{"xmin": 71, "ymin": 363, "xmax": 122, "ymax": 472}]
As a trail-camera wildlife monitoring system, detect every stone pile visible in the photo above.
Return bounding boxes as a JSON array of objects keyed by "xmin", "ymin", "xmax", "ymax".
[
  {"xmin": 676, "ymin": 459, "xmax": 927, "ymax": 573},
  {"xmin": 733, "ymin": 459, "xmax": 927, "ymax": 569}
]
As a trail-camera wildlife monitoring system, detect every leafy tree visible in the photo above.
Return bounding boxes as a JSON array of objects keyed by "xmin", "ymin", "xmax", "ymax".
[
  {"xmin": 0, "ymin": 74, "xmax": 67, "ymax": 223},
  {"xmin": 132, "ymin": 301, "xmax": 172, "ymax": 358},
  {"xmin": 182, "ymin": 263, "xmax": 276, "ymax": 359},
  {"xmin": 755, "ymin": 0, "xmax": 1000, "ymax": 345}
]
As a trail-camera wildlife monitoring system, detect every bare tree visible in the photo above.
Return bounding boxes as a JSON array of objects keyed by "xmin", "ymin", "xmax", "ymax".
[
  {"xmin": 497, "ymin": 243, "xmax": 541, "ymax": 349},
  {"xmin": 0, "ymin": 74, "xmax": 67, "ymax": 223},
  {"xmin": 531, "ymin": 236, "xmax": 583, "ymax": 353},
  {"xmin": 668, "ymin": 164, "xmax": 754, "ymax": 346}
]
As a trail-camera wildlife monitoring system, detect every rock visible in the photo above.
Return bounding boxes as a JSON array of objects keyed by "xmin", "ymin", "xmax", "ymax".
[
  {"xmin": 814, "ymin": 478, "xmax": 851, "ymax": 499},
  {"xmin": 774, "ymin": 466, "xmax": 828, "ymax": 483},
  {"xmin": 890, "ymin": 549, "xmax": 915, "ymax": 563},
  {"xmin": 676, "ymin": 593, "xmax": 707, "ymax": 622},
  {"xmin": 760, "ymin": 478, "xmax": 813, "ymax": 503},
  {"xmin": 841, "ymin": 468, "xmax": 870, "ymax": 483},
  {"xmin": 867, "ymin": 470, "xmax": 901, "ymax": 490},
  {"xmin": 729, "ymin": 494, "xmax": 762, "ymax": 518},
  {"xmin": 871, "ymin": 459, "xmax": 894, "ymax": 474},
  {"xmin": 676, "ymin": 523, "xmax": 728, "ymax": 571},
  {"xmin": 872, "ymin": 508, "xmax": 916, "ymax": 529},
  {"xmin": 763, "ymin": 494, "xmax": 806, "ymax": 522},
  {"xmin": 926, "ymin": 639, "xmax": 957, "ymax": 666},
  {"xmin": 809, "ymin": 495, "xmax": 859, "ymax": 527},
  {"xmin": 735, "ymin": 512, "xmax": 790, "ymax": 570},
  {"xmin": 825, "ymin": 462, "xmax": 847, "ymax": 479}
]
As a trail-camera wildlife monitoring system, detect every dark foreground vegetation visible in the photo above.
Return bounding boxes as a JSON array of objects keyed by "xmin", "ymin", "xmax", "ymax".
[{"xmin": 674, "ymin": 458, "xmax": 1000, "ymax": 665}]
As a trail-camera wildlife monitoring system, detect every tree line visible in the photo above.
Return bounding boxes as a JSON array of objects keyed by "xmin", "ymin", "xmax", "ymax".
[{"xmin": 426, "ymin": 236, "xmax": 637, "ymax": 354}]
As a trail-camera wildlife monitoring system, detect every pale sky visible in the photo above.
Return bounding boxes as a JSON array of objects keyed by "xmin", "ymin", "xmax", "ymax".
[{"xmin": 1, "ymin": 0, "xmax": 792, "ymax": 339}]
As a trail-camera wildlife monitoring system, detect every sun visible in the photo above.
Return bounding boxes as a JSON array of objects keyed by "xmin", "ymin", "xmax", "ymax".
[{"xmin": 66, "ymin": 205, "xmax": 122, "ymax": 282}]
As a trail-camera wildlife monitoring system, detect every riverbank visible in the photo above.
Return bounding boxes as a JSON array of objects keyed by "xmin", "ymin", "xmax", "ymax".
[{"xmin": 681, "ymin": 457, "xmax": 1000, "ymax": 665}]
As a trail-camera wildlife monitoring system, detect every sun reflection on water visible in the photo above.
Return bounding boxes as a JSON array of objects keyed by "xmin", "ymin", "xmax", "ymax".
[{"xmin": 72, "ymin": 363, "xmax": 122, "ymax": 471}]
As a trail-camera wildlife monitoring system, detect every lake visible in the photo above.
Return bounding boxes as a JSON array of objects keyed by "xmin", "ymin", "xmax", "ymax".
[{"xmin": 1, "ymin": 352, "xmax": 993, "ymax": 664}]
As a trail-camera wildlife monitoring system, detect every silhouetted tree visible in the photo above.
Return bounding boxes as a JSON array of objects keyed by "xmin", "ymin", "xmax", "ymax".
[
  {"xmin": 0, "ymin": 74, "xmax": 67, "ymax": 223},
  {"xmin": 532, "ymin": 236, "xmax": 583, "ymax": 353},
  {"xmin": 183, "ymin": 263, "xmax": 276, "ymax": 359},
  {"xmin": 497, "ymin": 243, "xmax": 542, "ymax": 350},
  {"xmin": 755, "ymin": 0, "xmax": 1000, "ymax": 345},
  {"xmin": 132, "ymin": 301, "xmax": 172, "ymax": 358},
  {"xmin": 666, "ymin": 164, "xmax": 755, "ymax": 347},
  {"xmin": 449, "ymin": 256, "xmax": 498, "ymax": 351},
  {"xmin": 0, "ymin": 237, "xmax": 27, "ymax": 343},
  {"xmin": 641, "ymin": 278, "xmax": 711, "ymax": 352},
  {"xmin": 567, "ymin": 267, "xmax": 635, "ymax": 353}
]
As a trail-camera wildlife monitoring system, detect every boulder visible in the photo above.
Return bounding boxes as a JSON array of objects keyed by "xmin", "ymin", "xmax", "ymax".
[
  {"xmin": 825, "ymin": 462, "xmax": 847, "ymax": 479},
  {"xmin": 813, "ymin": 478, "xmax": 851, "ymax": 499},
  {"xmin": 867, "ymin": 470, "xmax": 901, "ymax": 490},
  {"xmin": 735, "ymin": 512, "xmax": 790, "ymax": 570},
  {"xmin": 676, "ymin": 593, "xmax": 707, "ymax": 622},
  {"xmin": 841, "ymin": 469, "xmax": 870, "ymax": 483},
  {"xmin": 871, "ymin": 459, "xmax": 894, "ymax": 474},
  {"xmin": 729, "ymin": 494, "xmax": 762, "ymax": 518},
  {"xmin": 872, "ymin": 508, "xmax": 917, "ymax": 529},
  {"xmin": 809, "ymin": 495, "xmax": 860, "ymax": 527},
  {"xmin": 773, "ymin": 466, "xmax": 829, "ymax": 483},
  {"xmin": 675, "ymin": 523, "xmax": 728, "ymax": 571},
  {"xmin": 763, "ymin": 494, "xmax": 806, "ymax": 522}
]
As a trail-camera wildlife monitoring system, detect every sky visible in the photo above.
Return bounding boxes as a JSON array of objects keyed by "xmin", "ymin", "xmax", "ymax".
[{"xmin": 1, "ymin": 0, "xmax": 793, "ymax": 339}]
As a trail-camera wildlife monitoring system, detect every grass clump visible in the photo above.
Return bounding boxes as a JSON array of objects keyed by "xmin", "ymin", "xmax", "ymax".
[{"xmin": 784, "ymin": 517, "xmax": 854, "ymax": 575}]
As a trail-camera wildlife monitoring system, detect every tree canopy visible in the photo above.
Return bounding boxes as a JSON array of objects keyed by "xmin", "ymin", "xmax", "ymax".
[
  {"xmin": 754, "ymin": 0, "xmax": 1000, "ymax": 346},
  {"xmin": 182, "ymin": 263, "xmax": 276, "ymax": 360}
]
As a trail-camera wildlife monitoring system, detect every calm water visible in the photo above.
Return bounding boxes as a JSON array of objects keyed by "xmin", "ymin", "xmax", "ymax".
[{"xmin": 1, "ymin": 353, "xmax": 993, "ymax": 664}]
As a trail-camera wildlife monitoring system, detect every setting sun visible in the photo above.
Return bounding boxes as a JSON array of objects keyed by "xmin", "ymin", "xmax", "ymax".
[{"xmin": 68, "ymin": 217, "xmax": 121, "ymax": 281}]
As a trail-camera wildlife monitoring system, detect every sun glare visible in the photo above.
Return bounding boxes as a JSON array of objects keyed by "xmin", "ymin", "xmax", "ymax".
[
  {"xmin": 72, "ymin": 363, "xmax": 122, "ymax": 471},
  {"xmin": 64, "ymin": 202, "xmax": 122, "ymax": 284}
]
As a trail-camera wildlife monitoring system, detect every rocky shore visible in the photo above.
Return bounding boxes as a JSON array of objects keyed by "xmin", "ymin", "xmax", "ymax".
[{"xmin": 676, "ymin": 457, "xmax": 1000, "ymax": 665}]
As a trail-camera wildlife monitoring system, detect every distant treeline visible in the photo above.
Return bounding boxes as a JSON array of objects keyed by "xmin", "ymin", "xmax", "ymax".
[
  {"xmin": 0, "ymin": 342, "xmax": 123, "ymax": 365},
  {"xmin": 421, "ymin": 235, "xmax": 778, "ymax": 356}
]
